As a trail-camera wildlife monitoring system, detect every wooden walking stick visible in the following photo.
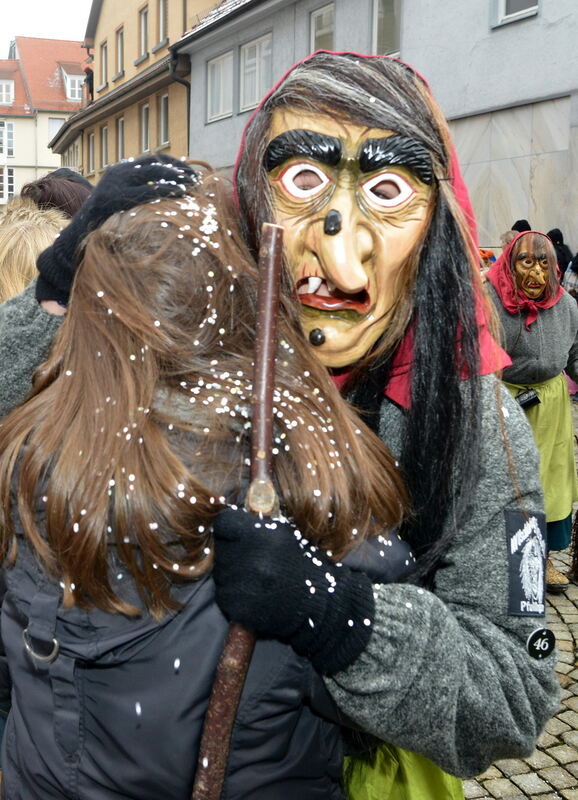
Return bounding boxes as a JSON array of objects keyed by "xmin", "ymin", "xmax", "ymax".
[{"xmin": 191, "ymin": 222, "xmax": 284, "ymax": 800}]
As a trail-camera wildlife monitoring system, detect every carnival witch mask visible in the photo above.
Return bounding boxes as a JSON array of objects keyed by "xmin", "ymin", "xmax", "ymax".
[
  {"xmin": 265, "ymin": 108, "xmax": 433, "ymax": 368},
  {"xmin": 511, "ymin": 233, "xmax": 555, "ymax": 300}
]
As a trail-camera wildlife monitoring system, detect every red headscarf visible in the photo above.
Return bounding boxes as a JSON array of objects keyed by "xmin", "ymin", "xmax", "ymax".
[
  {"xmin": 234, "ymin": 51, "xmax": 510, "ymax": 407},
  {"xmin": 486, "ymin": 230, "xmax": 563, "ymax": 330}
]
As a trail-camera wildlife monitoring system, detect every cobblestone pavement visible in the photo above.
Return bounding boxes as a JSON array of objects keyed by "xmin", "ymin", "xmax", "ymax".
[
  {"xmin": 463, "ymin": 400, "xmax": 578, "ymax": 799},
  {"xmin": 463, "ymin": 553, "xmax": 578, "ymax": 800}
]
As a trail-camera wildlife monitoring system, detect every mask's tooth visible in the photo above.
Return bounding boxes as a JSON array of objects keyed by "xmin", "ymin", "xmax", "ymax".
[
  {"xmin": 326, "ymin": 280, "xmax": 336, "ymax": 294},
  {"xmin": 308, "ymin": 276, "xmax": 323, "ymax": 293}
]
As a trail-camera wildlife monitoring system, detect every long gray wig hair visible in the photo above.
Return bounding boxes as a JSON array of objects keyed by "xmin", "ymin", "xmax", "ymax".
[{"xmin": 235, "ymin": 52, "xmax": 485, "ymax": 582}]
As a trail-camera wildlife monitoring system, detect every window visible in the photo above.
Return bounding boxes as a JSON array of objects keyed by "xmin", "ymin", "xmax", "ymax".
[
  {"xmin": 65, "ymin": 74, "xmax": 84, "ymax": 101},
  {"xmin": 158, "ymin": 93, "xmax": 169, "ymax": 145},
  {"xmin": 310, "ymin": 4, "xmax": 334, "ymax": 52},
  {"xmin": 48, "ymin": 117, "xmax": 65, "ymax": 142},
  {"xmin": 139, "ymin": 6, "xmax": 149, "ymax": 57},
  {"xmin": 497, "ymin": 0, "xmax": 538, "ymax": 22},
  {"xmin": 140, "ymin": 103, "xmax": 150, "ymax": 153},
  {"xmin": 0, "ymin": 167, "xmax": 14, "ymax": 202},
  {"xmin": 207, "ymin": 52, "xmax": 233, "ymax": 121},
  {"xmin": 0, "ymin": 120, "xmax": 14, "ymax": 156},
  {"xmin": 373, "ymin": 0, "xmax": 401, "ymax": 55},
  {"xmin": 88, "ymin": 132, "xmax": 95, "ymax": 173},
  {"xmin": 0, "ymin": 80, "xmax": 14, "ymax": 105},
  {"xmin": 99, "ymin": 41, "xmax": 108, "ymax": 86},
  {"xmin": 100, "ymin": 125, "xmax": 109, "ymax": 168},
  {"xmin": 64, "ymin": 143, "xmax": 80, "ymax": 169},
  {"xmin": 240, "ymin": 34, "xmax": 272, "ymax": 112},
  {"xmin": 116, "ymin": 116, "xmax": 125, "ymax": 161},
  {"xmin": 157, "ymin": 0, "xmax": 167, "ymax": 44},
  {"xmin": 115, "ymin": 27, "xmax": 124, "ymax": 76}
]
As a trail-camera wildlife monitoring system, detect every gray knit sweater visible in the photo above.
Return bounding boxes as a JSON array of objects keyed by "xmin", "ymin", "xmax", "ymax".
[
  {"xmin": 0, "ymin": 287, "xmax": 561, "ymax": 780},
  {"xmin": 325, "ymin": 376, "xmax": 560, "ymax": 777},
  {"xmin": 486, "ymin": 283, "xmax": 578, "ymax": 384},
  {"xmin": 0, "ymin": 282, "xmax": 64, "ymax": 416}
]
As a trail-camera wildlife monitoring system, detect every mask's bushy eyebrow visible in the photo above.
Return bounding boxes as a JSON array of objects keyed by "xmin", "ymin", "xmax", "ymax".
[
  {"xmin": 359, "ymin": 135, "xmax": 433, "ymax": 185},
  {"xmin": 265, "ymin": 129, "xmax": 342, "ymax": 172}
]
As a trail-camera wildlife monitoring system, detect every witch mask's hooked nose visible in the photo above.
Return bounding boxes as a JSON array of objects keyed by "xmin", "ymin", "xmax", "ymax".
[{"xmin": 323, "ymin": 209, "xmax": 342, "ymax": 236}]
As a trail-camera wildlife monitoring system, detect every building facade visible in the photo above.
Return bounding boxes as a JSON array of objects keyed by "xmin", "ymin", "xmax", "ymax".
[
  {"xmin": 0, "ymin": 37, "xmax": 86, "ymax": 207},
  {"xmin": 175, "ymin": 0, "xmax": 402, "ymax": 171},
  {"xmin": 174, "ymin": 0, "xmax": 578, "ymax": 249},
  {"xmin": 51, "ymin": 0, "xmax": 216, "ymax": 180}
]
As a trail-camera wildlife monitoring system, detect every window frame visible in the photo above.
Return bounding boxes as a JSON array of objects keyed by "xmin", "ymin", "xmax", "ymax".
[
  {"xmin": 100, "ymin": 125, "xmax": 109, "ymax": 169},
  {"xmin": 495, "ymin": 0, "xmax": 538, "ymax": 25},
  {"xmin": 115, "ymin": 27, "xmax": 124, "ymax": 77},
  {"xmin": 48, "ymin": 117, "xmax": 65, "ymax": 142},
  {"xmin": 0, "ymin": 166, "xmax": 15, "ymax": 202},
  {"xmin": 99, "ymin": 41, "xmax": 108, "ymax": 87},
  {"xmin": 206, "ymin": 50, "xmax": 234, "ymax": 122},
  {"xmin": 158, "ymin": 93, "xmax": 169, "ymax": 145},
  {"xmin": 239, "ymin": 33, "xmax": 273, "ymax": 113},
  {"xmin": 157, "ymin": 0, "xmax": 168, "ymax": 45},
  {"xmin": 140, "ymin": 103, "xmax": 150, "ymax": 153},
  {"xmin": 116, "ymin": 116, "xmax": 125, "ymax": 161},
  {"xmin": 88, "ymin": 131, "xmax": 95, "ymax": 173},
  {"xmin": 372, "ymin": 0, "xmax": 401, "ymax": 56},
  {"xmin": 0, "ymin": 80, "xmax": 15, "ymax": 105},
  {"xmin": 310, "ymin": 3, "xmax": 335, "ymax": 52},
  {"xmin": 64, "ymin": 73, "xmax": 84, "ymax": 101},
  {"xmin": 139, "ymin": 6, "xmax": 149, "ymax": 58},
  {"xmin": 0, "ymin": 120, "xmax": 14, "ymax": 157}
]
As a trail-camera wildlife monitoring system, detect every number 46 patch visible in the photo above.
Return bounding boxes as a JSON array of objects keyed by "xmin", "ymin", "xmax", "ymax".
[{"xmin": 526, "ymin": 627, "xmax": 555, "ymax": 660}]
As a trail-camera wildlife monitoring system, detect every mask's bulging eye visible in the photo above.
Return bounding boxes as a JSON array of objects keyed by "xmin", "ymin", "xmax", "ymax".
[
  {"xmin": 279, "ymin": 163, "xmax": 330, "ymax": 198},
  {"xmin": 362, "ymin": 171, "xmax": 415, "ymax": 208}
]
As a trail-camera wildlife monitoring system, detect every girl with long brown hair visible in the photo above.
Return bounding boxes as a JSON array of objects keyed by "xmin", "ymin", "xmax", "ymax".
[{"xmin": 0, "ymin": 168, "xmax": 408, "ymax": 799}]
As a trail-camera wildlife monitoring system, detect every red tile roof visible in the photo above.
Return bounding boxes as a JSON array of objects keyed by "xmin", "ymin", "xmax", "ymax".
[
  {"xmin": 14, "ymin": 36, "xmax": 87, "ymax": 113},
  {"xmin": 0, "ymin": 59, "xmax": 29, "ymax": 116}
]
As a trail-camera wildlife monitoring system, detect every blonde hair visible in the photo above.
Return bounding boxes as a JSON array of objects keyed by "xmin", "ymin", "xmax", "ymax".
[
  {"xmin": 0, "ymin": 207, "xmax": 67, "ymax": 302},
  {"xmin": 500, "ymin": 230, "xmax": 516, "ymax": 250}
]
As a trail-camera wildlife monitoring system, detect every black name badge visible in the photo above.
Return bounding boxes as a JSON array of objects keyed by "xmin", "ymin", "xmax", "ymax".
[{"xmin": 505, "ymin": 509, "xmax": 547, "ymax": 617}]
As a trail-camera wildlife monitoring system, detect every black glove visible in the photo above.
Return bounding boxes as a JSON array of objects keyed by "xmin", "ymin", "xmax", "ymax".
[
  {"xmin": 213, "ymin": 507, "xmax": 382, "ymax": 675},
  {"xmin": 341, "ymin": 533, "xmax": 415, "ymax": 582},
  {"xmin": 36, "ymin": 154, "xmax": 199, "ymax": 305}
]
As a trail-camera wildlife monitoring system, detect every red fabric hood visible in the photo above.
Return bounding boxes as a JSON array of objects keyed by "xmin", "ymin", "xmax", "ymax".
[{"xmin": 486, "ymin": 230, "xmax": 563, "ymax": 330}]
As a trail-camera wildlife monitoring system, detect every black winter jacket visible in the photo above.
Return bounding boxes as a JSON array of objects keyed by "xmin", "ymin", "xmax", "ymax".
[{"xmin": 0, "ymin": 532, "xmax": 347, "ymax": 799}]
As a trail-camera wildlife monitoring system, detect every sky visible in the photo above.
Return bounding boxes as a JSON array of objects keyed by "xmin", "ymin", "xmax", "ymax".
[{"xmin": 0, "ymin": 0, "xmax": 93, "ymax": 59}]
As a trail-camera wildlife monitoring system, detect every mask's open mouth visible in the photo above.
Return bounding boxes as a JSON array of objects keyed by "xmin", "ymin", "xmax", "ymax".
[{"xmin": 296, "ymin": 276, "xmax": 371, "ymax": 314}]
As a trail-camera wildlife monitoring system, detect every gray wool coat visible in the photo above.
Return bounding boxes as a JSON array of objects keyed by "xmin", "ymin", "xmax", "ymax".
[
  {"xmin": 485, "ymin": 283, "xmax": 578, "ymax": 384},
  {"xmin": 0, "ymin": 281, "xmax": 561, "ymax": 783},
  {"xmin": 325, "ymin": 376, "xmax": 559, "ymax": 777}
]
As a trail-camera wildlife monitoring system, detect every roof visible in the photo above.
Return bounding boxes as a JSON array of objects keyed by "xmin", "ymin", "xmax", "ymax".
[
  {"xmin": 0, "ymin": 59, "xmax": 29, "ymax": 116},
  {"xmin": 50, "ymin": 51, "xmax": 190, "ymax": 153},
  {"xmin": 14, "ymin": 37, "xmax": 86, "ymax": 113},
  {"xmin": 176, "ymin": 0, "xmax": 266, "ymax": 47},
  {"xmin": 83, "ymin": 0, "xmax": 104, "ymax": 49}
]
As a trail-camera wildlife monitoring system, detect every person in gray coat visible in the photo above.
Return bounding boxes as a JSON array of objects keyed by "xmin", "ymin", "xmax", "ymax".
[
  {"xmin": 486, "ymin": 230, "xmax": 578, "ymax": 592},
  {"xmin": 0, "ymin": 52, "xmax": 561, "ymax": 790}
]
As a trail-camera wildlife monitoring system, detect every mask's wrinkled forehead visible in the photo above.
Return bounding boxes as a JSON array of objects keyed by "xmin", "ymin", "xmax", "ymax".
[{"xmin": 265, "ymin": 128, "xmax": 433, "ymax": 185}]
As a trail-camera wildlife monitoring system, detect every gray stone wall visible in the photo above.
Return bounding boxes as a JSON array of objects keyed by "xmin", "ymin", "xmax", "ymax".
[{"xmin": 449, "ymin": 96, "xmax": 576, "ymax": 249}]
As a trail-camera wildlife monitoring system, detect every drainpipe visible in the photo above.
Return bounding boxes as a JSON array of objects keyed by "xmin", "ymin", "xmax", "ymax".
[
  {"xmin": 169, "ymin": 50, "xmax": 191, "ymax": 155},
  {"xmin": 34, "ymin": 110, "xmax": 39, "ymax": 178}
]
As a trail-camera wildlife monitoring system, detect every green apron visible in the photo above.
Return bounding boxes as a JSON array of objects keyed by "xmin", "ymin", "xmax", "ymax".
[
  {"xmin": 345, "ymin": 744, "xmax": 464, "ymax": 800},
  {"xmin": 504, "ymin": 373, "xmax": 578, "ymax": 522}
]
